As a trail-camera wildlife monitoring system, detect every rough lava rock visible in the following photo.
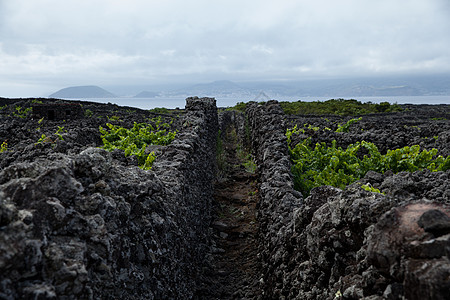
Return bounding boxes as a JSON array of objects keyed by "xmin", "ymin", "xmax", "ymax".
[
  {"xmin": 0, "ymin": 97, "xmax": 218, "ymax": 299},
  {"xmin": 246, "ymin": 101, "xmax": 304, "ymax": 299},
  {"xmin": 1, "ymin": 97, "xmax": 449, "ymax": 299},
  {"xmin": 247, "ymin": 101, "xmax": 450, "ymax": 299}
]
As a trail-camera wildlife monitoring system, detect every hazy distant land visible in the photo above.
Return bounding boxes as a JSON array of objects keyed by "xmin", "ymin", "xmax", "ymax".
[
  {"xmin": 49, "ymin": 74, "xmax": 450, "ymax": 100},
  {"xmin": 49, "ymin": 85, "xmax": 117, "ymax": 98}
]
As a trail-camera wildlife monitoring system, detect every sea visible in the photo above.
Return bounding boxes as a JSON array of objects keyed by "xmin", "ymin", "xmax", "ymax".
[{"xmin": 61, "ymin": 95, "xmax": 450, "ymax": 110}]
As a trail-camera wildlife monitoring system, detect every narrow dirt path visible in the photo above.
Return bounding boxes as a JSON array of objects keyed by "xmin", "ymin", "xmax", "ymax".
[{"xmin": 195, "ymin": 126, "xmax": 261, "ymax": 299}]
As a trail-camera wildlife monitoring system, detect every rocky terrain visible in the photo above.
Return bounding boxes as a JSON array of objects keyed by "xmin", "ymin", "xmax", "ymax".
[
  {"xmin": 0, "ymin": 97, "xmax": 449, "ymax": 299},
  {"xmin": 248, "ymin": 101, "xmax": 449, "ymax": 299},
  {"xmin": 0, "ymin": 97, "xmax": 215, "ymax": 299},
  {"xmin": 195, "ymin": 110, "xmax": 261, "ymax": 299}
]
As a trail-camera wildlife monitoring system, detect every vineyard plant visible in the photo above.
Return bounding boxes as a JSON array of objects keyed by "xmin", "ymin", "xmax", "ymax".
[
  {"xmin": 99, "ymin": 117, "xmax": 177, "ymax": 170},
  {"xmin": 287, "ymin": 127, "xmax": 450, "ymax": 197},
  {"xmin": 280, "ymin": 99, "xmax": 402, "ymax": 115},
  {"xmin": 227, "ymin": 98, "xmax": 402, "ymax": 116}
]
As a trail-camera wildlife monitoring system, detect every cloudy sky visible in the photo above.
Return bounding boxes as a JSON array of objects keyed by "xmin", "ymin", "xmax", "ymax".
[{"xmin": 1, "ymin": 0, "xmax": 449, "ymax": 97}]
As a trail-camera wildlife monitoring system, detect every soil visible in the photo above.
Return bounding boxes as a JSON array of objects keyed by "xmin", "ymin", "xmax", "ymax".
[{"xmin": 195, "ymin": 125, "xmax": 261, "ymax": 299}]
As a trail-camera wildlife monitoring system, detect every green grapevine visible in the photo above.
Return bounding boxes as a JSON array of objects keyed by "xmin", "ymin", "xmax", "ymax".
[
  {"xmin": 287, "ymin": 128, "xmax": 449, "ymax": 197},
  {"xmin": 99, "ymin": 117, "xmax": 177, "ymax": 170}
]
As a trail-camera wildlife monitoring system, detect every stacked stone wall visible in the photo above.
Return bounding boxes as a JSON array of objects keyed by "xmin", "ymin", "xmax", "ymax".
[
  {"xmin": 0, "ymin": 97, "xmax": 218, "ymax": 299},
  {"xmin": 246, "ymin": 101, "xmax": 304, "ymax": 298},
  {"xmin": 246, "ymin": 101, "xmax": 450, "ymax": 300}
]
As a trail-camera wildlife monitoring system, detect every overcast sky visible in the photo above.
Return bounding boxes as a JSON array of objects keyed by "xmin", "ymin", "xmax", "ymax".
[{"xmin": 1, "ymin": 0, "xmax": 450, "ymax": 97}]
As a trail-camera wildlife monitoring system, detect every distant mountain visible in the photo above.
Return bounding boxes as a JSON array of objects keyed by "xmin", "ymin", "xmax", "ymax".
[
  {"xmin": 134, "ymin": 91, "xmax": 159, "ymax": 98},
  {"xmin": 169, "ymin": 80, "xmax": 251, "ymax": 97},
  {"xmin": 328, "ymin": 85, "xmax": 421, "ymax": 97},
  {"xmin": 238, "ymin": 74, "xmax": 450, "ymax": 98},
  {"xmin": 65, "ymin": 74, "xmax": 448, "ymax": 100},
  {"xmin": 49, "ymin": 85, "xmax": 116, "ymax": 98}
]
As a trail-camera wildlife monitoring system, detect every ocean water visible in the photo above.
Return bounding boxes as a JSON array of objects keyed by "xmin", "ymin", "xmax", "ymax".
[{"xmin": 63, "ymin": 95, "xmax": 450, "ymax": 110}]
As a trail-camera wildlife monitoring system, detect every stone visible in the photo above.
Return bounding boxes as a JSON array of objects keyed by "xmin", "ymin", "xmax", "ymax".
[
  {"xmin": 417, "ymin": 209, "xmax": 450, "ymax": 236},
  {"xmin": 0, "ymin": 97, "xmax": 219, "ymax": 299}
]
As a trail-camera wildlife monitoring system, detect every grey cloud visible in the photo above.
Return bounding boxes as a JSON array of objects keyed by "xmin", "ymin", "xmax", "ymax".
[{"xmin": 0, "ymin": 0, "xmax": 450, "ymax": 97}]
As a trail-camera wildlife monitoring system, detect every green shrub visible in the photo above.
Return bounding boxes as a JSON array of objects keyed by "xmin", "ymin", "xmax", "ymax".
[
  {"xmin": 13, "ymin": 106, "xmax": 32, "ymax": 119},
  {"xmin": 107, "ymin": 115, "xmax": 121, "ymax": 122},
  {"xmin": 280, "ymin": 99, "xmax": 403, "ymax": 116},
  {"xmin": 55, "ymin": 126, "xmax": 65, "ymax": 141},
  {"xmin": 85, "ymin": 109, "xmax": 93, "ymax": 117},
  {"xmin": 360, "ymin": 183, "xmax": 384, "ymax": 194},
  {"xmin": 287, "ymin": 129, "xmax": 449, "ymax": 197},
  {"xmin": 149, "ymin": 107, "xmax": 170, "ymax": 114},
  {"xmin": 0, "ymin": 141, "xmax": 7, "ymax": 152},
  {"xmin": 35, "ymin": 134, "xmax": 51, "ymax": 145},
  {"xmin": 226, "ymin": 102, "xmax": 247, "ymax": 112},
  {"xmin": 237, "ymin": 143, "xmax": 256, "ymax": 173},
  {"xmin": 99, "ymin": 118, "xmax": 176, "ymax": 170},
  {"xmin": 35, "ymin": 127, "xmax": 67, "ymax": 146},
  {"xmin": 336, "ymin": 117, "xmax": 362, "ymax": 133}
]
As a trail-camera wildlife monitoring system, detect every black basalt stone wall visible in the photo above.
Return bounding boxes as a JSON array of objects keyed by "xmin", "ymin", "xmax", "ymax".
[
  {"xmin": 246, "ymin": 101, "xmax": 304, "ymax": 299},
  {"xmin": 32, "ymin": 103, "xmax": 84, "ymax": 120},
  {"xmin": 246, "ymin": 101, "xmax": 450, "ymax": 300},
  {"xmin": 218, "ymin": 109, "xmax": 249, "ymax": 149},
  {"xmin": 0, "ymin": 97, "xmax": 218, "ymax": 299}
]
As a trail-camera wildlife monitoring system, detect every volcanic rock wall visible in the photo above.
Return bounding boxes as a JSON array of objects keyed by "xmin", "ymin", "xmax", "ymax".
[
  {"xmin": 1, "ymin": 97, "xmax": 448, "ymax": 299},
  {"xmin": 218, "ymin": 109, "xmax": 249, "ymax": 149},
  {"xmin": 0, "ymin": 97, "xmax": 218, "ymax": 299},
  {"xmin": 32, "ymin": 103, "xmax": 84, "ymax": 120},
  {"xmin": 246, "ymin": 101, "xmax": 450, "ymax": 300},
  {"xmin": 246, "ymin": 101, "xmax": 304, "ymax": 298}
]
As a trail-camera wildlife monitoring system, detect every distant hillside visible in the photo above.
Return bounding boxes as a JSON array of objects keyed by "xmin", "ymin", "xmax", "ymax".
[
  {"xmin": 330, "ymin": 85, "xmax": 421, "ymax": 97},
  {"xmin": 134, "ymin": 91, "xmax": 159, "ymax": 98},
  {"xmin": 170, "ymin": 80, "xmax": 251, "ymax": 97},
  {"xmin": 49, "ymin": 86, "xmax": 116, "ymax": 98},
  {"xmin": 240, "ymin": 76, "xmax": 449, "ymax": 98}
]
